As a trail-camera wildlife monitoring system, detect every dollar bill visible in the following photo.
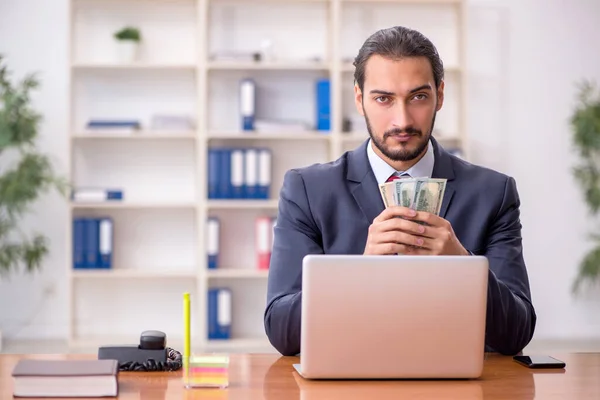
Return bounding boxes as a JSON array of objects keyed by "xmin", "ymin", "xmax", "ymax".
[
  {"xmin": 434, "ymin": 180, "xmax": 447, "ymax": 215},
  {"xmin": 378, "ymin": 183, "xmax": 391, "ymax": 208},
  {"xmin": 396, "ymin": 178, "xmax": 418, "ymax": 209},
  {"xmin": 378, "ymin": 184, "xmax": 387, "ymax": 208},
  {"xmin": 378, "ymin": 177, "xmax": 447, "ymax": 216},
  {"xmin": 379, "ymin": 181, "xmax": 400, "ymax": 208},
  {"xmin": 413, "ymin": 178, "xmax": 447, "ymax": 216}
]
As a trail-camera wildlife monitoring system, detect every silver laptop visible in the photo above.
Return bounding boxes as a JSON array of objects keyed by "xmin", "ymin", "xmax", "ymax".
[{"xmin": 293, "ymin": 254, "xmax": 489, "ymax": 380}]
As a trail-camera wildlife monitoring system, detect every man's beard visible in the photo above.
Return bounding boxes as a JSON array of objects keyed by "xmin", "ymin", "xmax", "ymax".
[{"xmin": 365, "ymin": 109, "xmax": 436, "ymax": 162}]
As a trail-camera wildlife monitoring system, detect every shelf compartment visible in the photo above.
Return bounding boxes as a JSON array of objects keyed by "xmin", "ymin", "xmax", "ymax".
[
  {"xmin": 207, "ymin": 69, "xmax": 330, "ymax": 134},
  {"xmin": 207, "ymin": 138, "xmax": 331, "ymax": 202},
  {"xmin": 71, "ymin": 208, "xmax": 198, "ymax": 272},
  {"xmin": 72, "ymin": 279, "xmax": 198, "ymax": 342},
  {"xmin": 208, "ymin": 1, "xmax": 329, "ymax": 67},
  {"xmin": 72, "ymin": 139, "xmax": 197, "ymax": 204},
  {"xmin": 72, "ymin": 0, "xmax": 197, "ymax": 66}
]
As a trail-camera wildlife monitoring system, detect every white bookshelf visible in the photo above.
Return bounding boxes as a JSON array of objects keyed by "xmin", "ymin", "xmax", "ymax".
[{"xmin": 66, "ymin": 0, "xmax": 467, "ymax": 352}]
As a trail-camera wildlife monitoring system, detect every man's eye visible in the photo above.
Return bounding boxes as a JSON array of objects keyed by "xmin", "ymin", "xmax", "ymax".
[
  {"xmin": 413, "ymin": 94, "xmax": 427, "ymax": 101},
  {"xmin": 375, "ymin": 96, "xmax": 389, "ymax": 103}
]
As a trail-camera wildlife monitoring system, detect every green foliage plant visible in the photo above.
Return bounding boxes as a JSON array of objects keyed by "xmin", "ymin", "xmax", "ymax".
[
  {"xmin": 0, "ymin": 55, "xmax": 68, "ymax": 278},
  {"xmin": 114, "ymin": 27, "xmax": 141, "ymax": 42},
  {"xmin": 570, "ymin": 79, "xmax": 600, "ymax": 293}
]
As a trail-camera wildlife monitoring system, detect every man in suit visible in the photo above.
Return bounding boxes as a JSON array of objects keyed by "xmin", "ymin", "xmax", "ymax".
[{"xmin": 264, "ymin": 26, "xmax": 536, "ymax": 357}]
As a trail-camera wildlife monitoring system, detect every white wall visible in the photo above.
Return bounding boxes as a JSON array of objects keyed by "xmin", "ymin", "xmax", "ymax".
[
  {"xmin": 0, "ymin": 0, "xmax": 70, "ymax": 340},
  {"xmin": 1, "ymin": 0, "xmax": 599, "ymax": 343},
  {"xmin": 467, "ymin": 0, "xmax": 600, "ymax": 341},
  {"xmin": 502, "ymin": 0, "xmax": 600, "ymax": 339}
]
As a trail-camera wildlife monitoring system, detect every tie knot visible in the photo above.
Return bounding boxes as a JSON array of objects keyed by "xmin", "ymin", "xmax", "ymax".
[{"xmin": 386, "ymin": 173, "xmax": 410, "ymax": 182}]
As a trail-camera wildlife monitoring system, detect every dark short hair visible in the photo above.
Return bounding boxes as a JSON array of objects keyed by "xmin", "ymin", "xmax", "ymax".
[{"xmin": 353, "ymin": 26, "xmax": 444, "ymax": 92}]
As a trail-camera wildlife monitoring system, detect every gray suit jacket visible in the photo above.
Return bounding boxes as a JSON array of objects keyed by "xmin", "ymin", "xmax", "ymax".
[{"xmin": 264, "ymin": 137, "xmax": 536, "ymax": 356}]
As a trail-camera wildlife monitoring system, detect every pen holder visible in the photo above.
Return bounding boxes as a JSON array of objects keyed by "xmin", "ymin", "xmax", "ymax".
[{"xmin": 183, "ymin": 354, "xmax": 230, "ymax": 389}]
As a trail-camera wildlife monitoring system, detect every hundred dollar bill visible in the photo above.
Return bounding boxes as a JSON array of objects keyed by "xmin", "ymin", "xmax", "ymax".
[
  {"xmin": 435, "ymin": 180, "xmax": 447, "ymax": 215},
  {"xmin": 378, "ymin": 183, "xmax": 391, "ymax": 208},
  {"xmin": 386, "ymin": 182, "xmax": 397, "ymax": 207},
  {"xmin": 413, "ymin": 178, "xmax": 447, "ymax": 216},
  {"xmin": 393, "ymin": 178, "xmax": 417, "ymax": 209},
  {"xmin": 381, "ymin": 181, "xmax": 400, "ymax": 206}
]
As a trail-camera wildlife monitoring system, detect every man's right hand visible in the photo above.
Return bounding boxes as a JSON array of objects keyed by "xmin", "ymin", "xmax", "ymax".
[{"xmin": 363, "ymin": 206, "xmax": 433, "ymax": 255}]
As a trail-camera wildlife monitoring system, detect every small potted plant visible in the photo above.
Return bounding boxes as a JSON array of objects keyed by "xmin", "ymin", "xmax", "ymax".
[{"xmin": 113, "ymin": 26, "xmax": 142, "ymax": 63}]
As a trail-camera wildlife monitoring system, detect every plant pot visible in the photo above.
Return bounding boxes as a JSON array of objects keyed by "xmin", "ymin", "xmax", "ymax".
[{"xmin": 115, "ymin": 41, "xmax": 140, "ymax": 64}]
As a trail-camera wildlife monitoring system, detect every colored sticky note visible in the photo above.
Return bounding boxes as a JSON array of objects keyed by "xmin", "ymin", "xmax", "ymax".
[{"xmin": 185, "ymin": 354, "xmax": 230, "ymax": 388}]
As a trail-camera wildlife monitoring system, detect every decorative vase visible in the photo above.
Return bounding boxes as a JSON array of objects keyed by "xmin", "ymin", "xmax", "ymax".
[{"xmin": 115, "ymin": 41, "xmax": 139, "ymax": 64}]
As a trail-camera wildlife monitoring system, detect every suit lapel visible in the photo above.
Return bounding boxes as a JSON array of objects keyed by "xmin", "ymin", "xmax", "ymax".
[
  {"xmin": 430, "ymin": 137, "xmax": 457, "ymax": 219},
  {"xmin": 351, "ymin": 175, "xmax": 385, "ymax": 224},
  {"xmin": 347, "ymin": 140, "xmax": 385, "ymax": 224}
]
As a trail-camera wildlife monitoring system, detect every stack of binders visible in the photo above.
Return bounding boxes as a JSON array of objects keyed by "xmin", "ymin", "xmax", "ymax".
[
  {"xmin": 208, "ymin": 147, "xmax": 272, "ymax": 199},
  {"xmin": 72, "ymin": 217, "xmax": 113, "ymax": 269}
]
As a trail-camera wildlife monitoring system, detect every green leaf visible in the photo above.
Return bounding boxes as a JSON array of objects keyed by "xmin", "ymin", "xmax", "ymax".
[
  {"xmin": 23, "ymin": 234, "xmax": 48, "ymax": 273},
  {"xmin": 0, "ymin": 235, "xmax": 48, "ymax": 277},
  {"xmin": 572, "ymin": 244, "xmax": 600, "ymax": 294},
  {"xmin": 0, "ymin": 152, "xmax": 55, "ymax": 218}
]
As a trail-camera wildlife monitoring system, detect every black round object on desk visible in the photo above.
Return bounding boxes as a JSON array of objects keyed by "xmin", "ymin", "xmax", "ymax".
[{"xmin": 139, "ymin": 330, "xmax": 166, "ymax": 350}]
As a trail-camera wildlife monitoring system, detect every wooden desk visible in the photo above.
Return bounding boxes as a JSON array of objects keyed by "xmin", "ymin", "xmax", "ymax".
[{"xmin": 2, "ymin": 353, "xmax": 599, "ymax": 399}]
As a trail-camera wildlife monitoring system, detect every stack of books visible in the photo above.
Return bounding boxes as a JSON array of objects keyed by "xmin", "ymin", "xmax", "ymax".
[{"xmin": 11, "ymin": 359, "xmax": 118, "ymax": 397}]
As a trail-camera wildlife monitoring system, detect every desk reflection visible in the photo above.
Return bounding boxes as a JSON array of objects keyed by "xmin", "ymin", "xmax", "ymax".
[
  {"xmin": 118, "ymin": 373, "xmax": 171, "ymax": 400},
  {"xmin": 262, "ymin": 356, "xmax": 301, "ymax": 399},
  {"xmin": 292, "ymin": 373, "xmax": 483, "ymax": 400},
  {"xmin": 262, "ymin": 355, "xmax": 536, "ymax": 400}
]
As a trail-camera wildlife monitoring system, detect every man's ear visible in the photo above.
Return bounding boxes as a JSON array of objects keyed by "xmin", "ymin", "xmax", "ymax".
[
  {"xmin": 354, "ymin": 83, "xmax": 364, "ymax": 116},
  {"xmin": 436, "ymin": 80, "xmax": 445, "ymax": 112}
]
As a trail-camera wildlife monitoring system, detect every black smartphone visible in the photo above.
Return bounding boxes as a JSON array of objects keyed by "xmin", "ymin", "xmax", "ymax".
[{"xmin": 513, "ymin": 355, "xmax": 566, "ymax": 369}]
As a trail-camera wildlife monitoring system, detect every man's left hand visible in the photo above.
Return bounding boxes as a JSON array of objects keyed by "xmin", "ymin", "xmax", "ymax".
[{"xmin": 399, "ymin": 208, "xmax": 469, "ymax": 256}]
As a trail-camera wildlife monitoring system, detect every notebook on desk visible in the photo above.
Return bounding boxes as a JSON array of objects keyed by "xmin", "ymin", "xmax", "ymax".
[
  {"xmin": 294, "ymin": 254, "xmax": 489, "ymax": 380},
  {"xmin": 12, "ymin": 359, "xmax": 118, "ymax": 397}
]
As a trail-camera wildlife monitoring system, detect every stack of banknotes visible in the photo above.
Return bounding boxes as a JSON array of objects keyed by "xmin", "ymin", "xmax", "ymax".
[{"xmin": 378, "ymin": 177, "xmax": 447, "ymax": 216}]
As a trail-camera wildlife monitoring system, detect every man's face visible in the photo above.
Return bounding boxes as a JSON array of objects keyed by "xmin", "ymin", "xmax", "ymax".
[{"xmin": 354, "ymin": 55, "xmax": 444, "ymax": 162}]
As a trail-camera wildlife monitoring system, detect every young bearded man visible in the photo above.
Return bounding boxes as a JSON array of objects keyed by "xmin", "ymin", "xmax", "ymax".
[{"xmin": 264, "ymin": 26, "xmax": 536, "ymax": 357}]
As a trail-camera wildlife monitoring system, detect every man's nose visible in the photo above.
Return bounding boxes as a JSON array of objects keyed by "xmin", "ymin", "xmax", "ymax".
[{"xmin": 390, "ymin": 103, "xmax": 414, "ymax": 130}]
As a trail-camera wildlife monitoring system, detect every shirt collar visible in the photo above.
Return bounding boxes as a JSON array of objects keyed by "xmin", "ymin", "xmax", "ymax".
[{"xmin": 367, "ymin": 138, "xmax": 435, "ymax": 184}]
